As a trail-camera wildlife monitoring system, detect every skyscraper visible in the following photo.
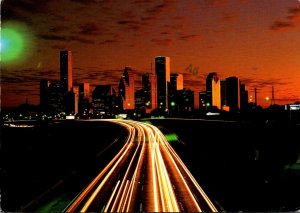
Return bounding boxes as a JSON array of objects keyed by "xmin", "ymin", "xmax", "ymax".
[
  {"xmin": 92, "ymin": 84, "xmax": 117, "ymax": 116},
  {"xmin": 48, "ymin": 81, "xmax": 65, "ymax": 114},
  {"xmin": 79, "ymin": 83, "xmax": 90, "ymax": 114},
  {"xmin": 40, "ymin": 80, "xmax": 51, "ymax": 113},
  {"xmin": 226, "ymin": 76, "xmax": 240, "ymax": 112},
  {"xmin": 72, "ymin": 86, "xmax": 79, "ymax": 114},
  {"xmin": 118, "ymin": 66, "xmax": 135, "ymax": 110},
  {"xmin": 240, "ymin": 83, "xmax": 249, "ymax": 111},
  {"xmin": 221, "ymin": 80, "xmax": 227, "ymax": 107},
  {"xmin": 169, "ymin": 73, "xmax": 183, "ymax": 114},
  {"xmin": 60, "ymin": 50, "xmax": 73, "ymax": 93},
  {"xmin": 142, "ymin": 73, "xmax": 157, "ymax": 111},
  {"xmin": 170, "ymin": 73, "xmax": 183, "ymax": 91},
  {"xmin": 177, "ymin": 89, "xmax": 194, "ymax": 114},
  {"xmin": 206, "ymin": 72, "xmax": 221, "ymax": 110},
  {"xmin": 155, "ymin": 56, "xmax": 170, "ymax": 109}
]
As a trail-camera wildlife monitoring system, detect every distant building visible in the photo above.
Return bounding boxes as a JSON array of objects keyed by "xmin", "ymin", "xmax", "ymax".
[
  {"xmin": 221, "ymin": 80, "xmax": 227, "ymax": 108},
  {"xmin": 169, "ymin": 73, "xmax": 183, "ymax": 112},
  {"xmin": 177, "ymin": 89, "xmax": 194, "ymax": 114},
  {"xmin": 135, "ymin": 89, "xmax": 145, "ymax": 110},
  {"xmin": 226, "ymin": 76, "xmax": 240, "ymax": 112},
  {"xmin": 48, "ymin": 81, "xmax": 65, "ymax": 115},
  {"xmin": 69, "ymin": 86, "xmax": 79, "ymax": 114},
  {"xmin": 60, "ymin": 50, "xmax": 73, "ymax": 93},
  {"xmin": 119, "ymin": 66, "xmax": 135, "ymax": 110},
  {"xmin": 199, "ymin": 91, "xmax": 208, "ymax": 110},
  {"xmin": 170, "ymin": 73, "xmax": 183, "ymax": 90},
  {"xmin": 92, "ymin": 84, "xmax": 118, "ymax": 116},
  {"xmin": 142, "ymin": 73, "xmax": 157, "ymax": 112},
  {"xmin": 40, "ymin": 80, "xmax": 51, "ymax": 113},
  {"xmin": 79, "ymin": 83, "xmax": 90, "ymax": 115},
  {"xmin": 206, "ymin": 72, "xmax": 221, "ymax": 110},
  {"xmin": 155, "ymin": 56, "xmax": 170, "ymax": 109},
  {"xmin": 240, "ymin": 83, "xmax": 249, "ymax": 111}
]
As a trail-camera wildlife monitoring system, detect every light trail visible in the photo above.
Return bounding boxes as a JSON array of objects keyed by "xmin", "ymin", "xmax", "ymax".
[{"xmin": 65, "ymin": 119, "xmax": 218, "ymax": 212}]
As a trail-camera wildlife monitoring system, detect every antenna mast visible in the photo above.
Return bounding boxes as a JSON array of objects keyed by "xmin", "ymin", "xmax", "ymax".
[
  {"xmin": 271, "ymin": 85, "xmax": 275, "ymax": 105},
  {"xmin": 254, "ymin": 88, "xmax": 257, "ymax": 106}
]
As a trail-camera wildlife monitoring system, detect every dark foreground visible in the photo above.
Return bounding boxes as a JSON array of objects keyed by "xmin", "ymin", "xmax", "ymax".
[
  {"xmin": 1, "ymin": 119, "xmax": 300, "ymax": 212},
  {"xmin": 151, "ymin": 118, "xmax": 300, "ymax": 212}
]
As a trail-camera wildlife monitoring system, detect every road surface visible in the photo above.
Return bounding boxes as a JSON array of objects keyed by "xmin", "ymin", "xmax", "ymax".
[{"xmin": 64, "ymin": 119, "xmax": 218, "ymax": 212}]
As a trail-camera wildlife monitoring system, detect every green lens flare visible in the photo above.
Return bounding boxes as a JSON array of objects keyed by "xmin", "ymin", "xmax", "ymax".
[{"xmin": 1, "ymin": 27, "xmax": 24, "ymax": 62}]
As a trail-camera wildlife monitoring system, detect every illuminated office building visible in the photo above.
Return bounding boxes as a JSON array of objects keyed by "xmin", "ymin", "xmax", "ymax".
[
  {"xmin": 226, "ymin": 76, "xmax": 240, "ymax": 112},
  {"xmin": 79, "ymin": 83, "xmax": 90, "ymax": 114},
  {"xmin": 60, "ymin": 50, "xmax": 73, "ymax": 93},
  {"xmin": 240, "ymin": 83, "xmax": 249, "ymax": 111},
  {"xmin": 170, "ymin": 73, "xmax": 183, "ymax": 91},
  {"xmin": 155, "ymin": 56, "xmax": 170, "ymax": 109},
  {"xmin": 206, "ymin": 72, "xmax": 221, "ymax": 110},
  {"xmin": 92, "ymin": 84, "xmax": 117, "ymax": 116},
  {"xmin": 48, "ymin": 81, "xmax": 65, "ymax": 114},
  {"xmin": 142, "ymin": 73, "xmax": 157, "ymax": 112},
  {"xmin": 119, "ymin": 66, "xmax": 135, "ymax": 110},
  {"xmin": 169, "ymin": 73, "xmax": 183, "ymax": 114},
  {"xmin": 40, "ymin": 80, "xmax": 51, "ymax": 113}
]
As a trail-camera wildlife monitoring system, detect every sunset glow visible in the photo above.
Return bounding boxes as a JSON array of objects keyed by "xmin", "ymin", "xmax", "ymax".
[{"xmin": 1, "ymin": 0, "xmax": 300, "ymax": 108}]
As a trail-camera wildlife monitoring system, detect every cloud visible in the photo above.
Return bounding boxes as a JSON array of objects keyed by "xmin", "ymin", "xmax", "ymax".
[
  {"xmin": 117, "ymin": 20, "xmax": 142, "ymax": 31},
  {"xmin": 49, "ymin": 26, "xmax": 67, "ymax": 33},
  {"xmin": 100, "ymin": 39, "xmax": 120, "ymax": 44},
  {"xmin": 160, "ymin": 31, "xmax": 170, "ymax": 35},
  {"xmin": 145, "ymin": 1, "xmax": 175, "ymax": 18},
  {"xmin": 120, "ymin": 10, "xmax": 137, "ymax": 20},
  {"xmin": 151, "ymin": 38, "xmax": 172, "ymax": 46},
  {"xmin": 270, "ymin": 21, "xmax": 295, "ymax": 32},
  {"xmin": 183, "ymin": 79, "xmax": 205, "ymax": 92},
  {"xmin": 204, "ymin": 0, "xmax": 229, "ymax": 7},
  {"xmin": 141, "ymin": 15, "xmax": 158, "ymax": 22},
  {"xmin": 132, "ymin": 0, "xmax": 152, "ymax": 3},
  {"xmin": 70, "ymin": 0, "xmax": 97, "ymax": 4},
  {"xmin": 287, "ymin": 7, "xmax": 300, "ymax": 20},
  {"xmin": 275, "ymin": 98, "xmax": 300, "ymax": 103},
  {"xmin": 69, "ymin": 35, "xmax": 95, "ymax": 44},
  {"xmin": 51, "ymin": 44, "xmax": 68, "ymax": 50},
  {"xmin": 221, "ymin": 12, "xmax": 239, "ymax": 22},
  {"xmin": 99, "ymin": 33, "xmax": 121, "ymax": 44},
  {"xmin": 38, "ymin": 34, "xmax": 67, "ymax": 41},
  {"xmin": 2, "ymin": 68, "xmax": 59, "ymax": 83},
  {"xmin": 270, "ymin": 6, "xmax": 300, "ymax": 32},
  {"xmin": 78, "ymin": 23, "xmax": 101, "ymax": 35},
  {"xmin": 38, "ymin": 34, "xmax": 95, "ymax": 44},
  {"xmin": 82, "ymin": 71, "xmax": 122, "ymax": 89},
  {"xmin": 179, "ymin": 34, "xmax": 200, "ymax": 41},
  {"xmin": 240, "ymin": 78, "xmax": 288, "ymax": 89},
  {"xmin": 2, "ymin": 0, "xmax": 49, "ymax": 14},
  {"xmin": 1, "ymin": 0, "xmax": 50, "ymax": 25}
]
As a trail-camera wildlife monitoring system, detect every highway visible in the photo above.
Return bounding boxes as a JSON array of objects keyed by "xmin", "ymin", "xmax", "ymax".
[{"xmin": 64, "ymin": 119, "xmax": 218, "ymax": 212}]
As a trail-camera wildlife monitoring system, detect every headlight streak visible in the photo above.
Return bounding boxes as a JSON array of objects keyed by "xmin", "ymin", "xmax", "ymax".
[
  {"xmin": 79, "ymin": 125, "xmax": 136, "ymax": 212},
  {"xmin": 103, "ymin": 180, "xmax": 121, "ymax": 212},
  {"xmin": 111, "ymin": 125, "xmax": 142, "ymax": 212},
  {"xmin": 124, "ymin": 125, "xmax": 146, "ymax": 212},
  {"xmin": 65, "ymin": 119, "xmax": 218, "ymax": 212},
  {"xmin": 66, "ymin": 122, "xmax": 134, "ymax": 212}
]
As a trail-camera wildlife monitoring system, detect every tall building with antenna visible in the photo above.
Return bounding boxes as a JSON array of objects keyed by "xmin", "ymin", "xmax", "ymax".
[
  {"xmin": 271, "ymin": 85, "xmax": 275, "ymax": 105},
  {"xmin": 155, "ymin": 56, "xmax": 170, "ymax": 109},
  {"xmin": 60, "ymin": 50, "xmax": 73, "ymax": 93},
  {"xmin": 142, "ymin": 73, "xmax": 157, "ymax": 112},
  {"xmin": 119, "ymin": 66, "xmax": 135, "ymax": 110}
]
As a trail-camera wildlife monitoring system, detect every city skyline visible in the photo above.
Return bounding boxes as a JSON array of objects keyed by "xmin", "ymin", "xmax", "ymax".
[{"xmin": 2, "ymin": 0, "xmax": 300, "ymax": 108}]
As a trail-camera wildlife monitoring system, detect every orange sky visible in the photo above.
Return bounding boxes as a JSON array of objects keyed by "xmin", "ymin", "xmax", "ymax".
[{"xmin": 2, "ymin": 0, "xmax": 300, "ymax": 108}]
